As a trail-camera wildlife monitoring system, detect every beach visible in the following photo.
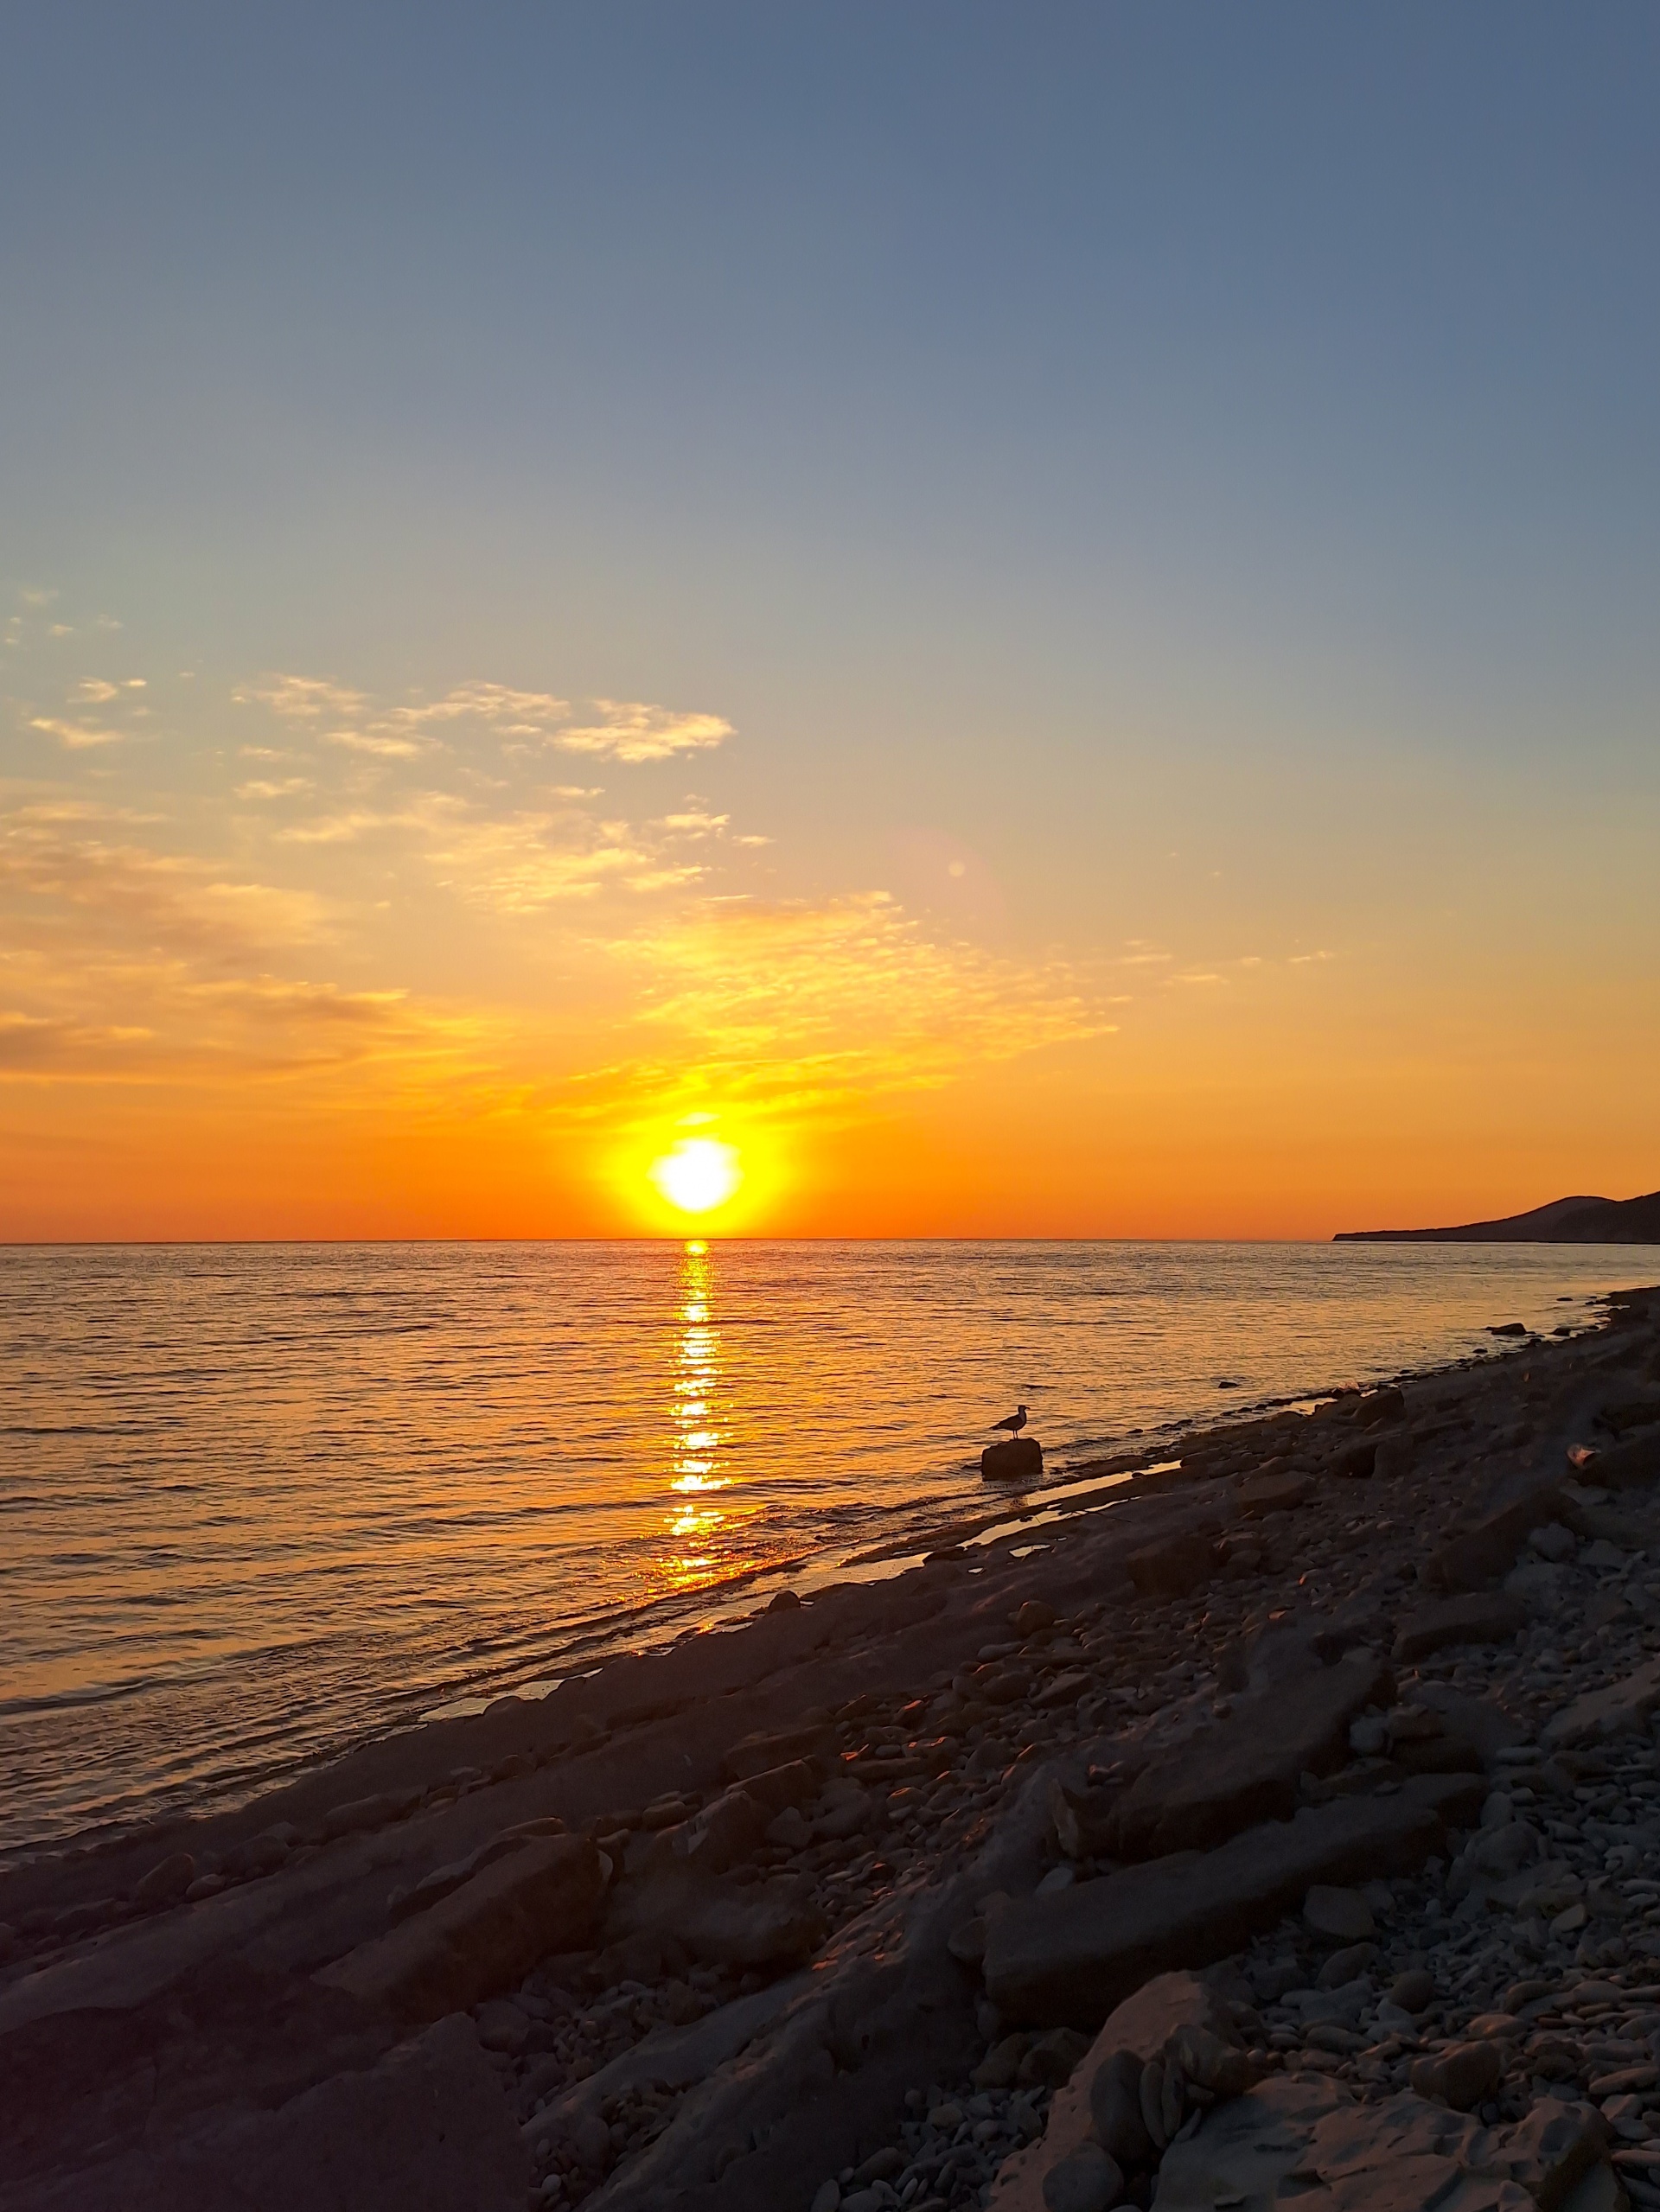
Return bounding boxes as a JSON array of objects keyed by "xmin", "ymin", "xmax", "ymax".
[{"xmin": 4, "ymin": 1281, "xmax": 1660, "ymax": 2209}]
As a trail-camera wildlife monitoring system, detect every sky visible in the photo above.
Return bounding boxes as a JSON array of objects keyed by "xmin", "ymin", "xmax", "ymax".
[{"xmin": 2, "ymin": 2, "xmax": 1657, "ymax": 1240}]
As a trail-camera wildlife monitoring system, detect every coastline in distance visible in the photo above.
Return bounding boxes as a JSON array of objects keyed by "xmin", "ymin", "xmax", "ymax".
[{"xmin": 1335, "ymin": 1188, "xmax": 1660, "ymax": 1243}]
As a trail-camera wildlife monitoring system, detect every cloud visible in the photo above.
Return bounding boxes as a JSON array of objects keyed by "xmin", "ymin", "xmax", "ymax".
[
  {"xmin": 235, "ymin": 778, "xmax": 315, "ymax": 800},
  {"xmin": 236, "ymin": 673, "xmax": 735, "ymax": 768},
  {"xmin": 239, "ymin": 674, "xmax": 367, "ymax": 721},
  {"xmin": 0, "ymin": 803, "xmax": 323, "ymax": 956},
  {"xmin": 580, "ymin": 892, "xmax": 1111, "ymax": 1124},
  {"xmin": 556, "ymin": 700, "xmax": 733, "ymax": 764},
  {"xmin": 323, "ymin": 729, "xmax": 425, "ymax": 759},
  {"xmin": 29, "ymin": 716, "xmax": 123, "ymax": 750},
  {"xmin": 425, "ymin": 810, "xmax": 705, "ymax": 911}
]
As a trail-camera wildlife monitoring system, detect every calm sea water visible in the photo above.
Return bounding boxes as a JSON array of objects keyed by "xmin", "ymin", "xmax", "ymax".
[{"xmin": 3, "ymin": 1238, "xmax": 1657, "ymax": 1858}]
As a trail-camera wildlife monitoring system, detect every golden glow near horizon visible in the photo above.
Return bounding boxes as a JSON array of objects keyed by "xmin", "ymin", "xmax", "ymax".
[{"xmin": 648, "ymin": 1138, "xmax": 743, "ymax": 1217}]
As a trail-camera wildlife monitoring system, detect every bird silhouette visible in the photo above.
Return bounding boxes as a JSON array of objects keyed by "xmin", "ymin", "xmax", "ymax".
[{"xmin": 991, "ymin": 1404, "xmax": 1028, "ymax": 1439}]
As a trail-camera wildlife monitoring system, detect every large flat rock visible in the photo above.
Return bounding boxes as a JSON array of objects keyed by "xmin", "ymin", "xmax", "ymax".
[
  {"xmin": 318, "ymin": 1834, "xmax": 604, "ymax": 2024},
  {"xmin": 1107, "ymin": 1653, "xmax": 1393, "ymax": 1860},
  {"xmin": 1543, "ymin": 1654, "xmax": 1660, "ymax": 1750},
  {"xmin": 1422, "ymin": 1486, "xmax": 1582, "ymax": 1595},
  {"xmin": 1157, "ymin": 2082, "xmax": 1610, "ymax": 2212},
  {"xmin": 985, "ymin": 1794, "xmax": 1444, "ymax": 2029},
  {"xmin": 1394, "ymin": 1594, "xmax": 1527, "ymax": 1665},
  {"xmin": 14, "ymin": 2012, "xmax": 527, "ymax": 2212}
]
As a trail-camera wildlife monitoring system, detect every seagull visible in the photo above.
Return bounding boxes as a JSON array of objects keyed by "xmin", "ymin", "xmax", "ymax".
[{"xmin": 991, "ymin": 1404, "xmax": 1029, "ymax": 1439}]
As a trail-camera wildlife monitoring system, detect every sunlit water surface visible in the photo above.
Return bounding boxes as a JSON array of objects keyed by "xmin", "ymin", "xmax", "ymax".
[{"xmin": 3, "ymin": 1238, "xmax": 1656, "ymax": 1855}]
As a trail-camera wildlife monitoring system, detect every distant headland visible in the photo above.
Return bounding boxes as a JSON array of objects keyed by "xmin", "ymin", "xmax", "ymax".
[{"xmin": 1335, "ymin": 1189, "xmax": 1660, "ymax": 1242}]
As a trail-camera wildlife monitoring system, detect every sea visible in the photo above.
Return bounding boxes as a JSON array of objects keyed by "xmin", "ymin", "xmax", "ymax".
[{"xmin": 3, "ymin": 1237, "xmax": 1657, "ymax": 1860}]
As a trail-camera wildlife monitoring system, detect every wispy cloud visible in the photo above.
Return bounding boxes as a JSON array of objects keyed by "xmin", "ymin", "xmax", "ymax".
[
  {"xmin": 29, "ymin": 715, "xmax": 124, "ymax": 750},
  {"xmin": 239, "ymin": 673, "xmax": 734, "ymax": 766},
  {"xmin": 556, "ymin": 700, "xmax": 733, "ymax": 764},
  {"xmin": 571, "ymin": 892, "xmax": 1111, "ymax": 1125}
]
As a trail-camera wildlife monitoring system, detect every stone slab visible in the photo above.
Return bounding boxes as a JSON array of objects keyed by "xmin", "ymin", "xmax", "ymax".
[
  {"xmin": 1394, "ymin": 1595, "xmax": 1527, "ymax": 1665},
  {"xmin": 1107, "ymin": 1653, "xmax": 1394, "ymax": 1861},
  {"xmin": 985, "ymin": 1794, "xmax": 1444, "ymax": 2029},
  {"xmin": 1543, "ymin": 1654, "xmax": 1660, "ymax": 1750},
  {"xmin": 318, "ymin": 1835, "xmax": 604, "ymax": 2024}
]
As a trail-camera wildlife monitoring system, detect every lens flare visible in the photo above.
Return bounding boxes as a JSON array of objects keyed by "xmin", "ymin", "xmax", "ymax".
[{"xmin": 648, "ymin": 1138, "xmax": 742, "ymax": 1215}]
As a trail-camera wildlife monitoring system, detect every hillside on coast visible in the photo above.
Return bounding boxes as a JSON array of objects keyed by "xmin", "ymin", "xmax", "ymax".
[{"xmin": 1335, "ymin": 1189, "xmax": 1660, "ymax": 1242}]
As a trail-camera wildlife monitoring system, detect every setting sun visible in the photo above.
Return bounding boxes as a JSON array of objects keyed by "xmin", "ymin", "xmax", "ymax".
[{"xmin": 648, "ymin": 1138, "xmax": 743, "ymax": 1216}]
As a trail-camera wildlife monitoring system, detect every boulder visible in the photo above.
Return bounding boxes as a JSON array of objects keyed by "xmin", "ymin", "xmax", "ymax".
[
  {"xmin": 318, "ymin": 1790, "xmax": 417, "ymax": 1842},
  {"xmin": 985, "ymin": 1437, "xmax": 1044, "ymax": 1481},
  {"xmin": 1238, "ymin": 1470, "xmax": 1312, "ymax": 1517},
  {"xmin": 1303, "ymin": 1886, "xmax": 1375, "ymax": 1943},
  {"xmin": 1394, "ymin": 1593, "xmax": 1527, "ymax": 1665},
  {"xmin": 132, "ymin": 1852, "xmax": 195, "ymax": 1909},
  {"xmin": 318, "ymin": 1835, "xmax": 605, "ymax": 2023},
  {"xmin": 1157, "ymin": 2083, "xmax": 1607, "ymax": 2212},
  {"xmin": 1105, "ymin": 1651, "xmax": 1393, "ymax": 1860},
  {"xmin": 1574, "ymin": 1431, "xmax": 1660, "ymax": 1493},
  {"xmin": 1422, "ymin": 1486, "xmax": 1585, "ymax": 1594},
  {"xmin": 987, "ymin": 1972, "xmax": 1236, "ymax": 2212},
  {"xmin": 1127, "ymin": 1531, "xmax": 1217, "ymax": 1600},
  {"xmin": 10, "ymin": 2012, "xmax": 528, "ymax": 2212},
  {"xmin": 1542, "ymin": 1654, "xmax": 1660, "ymax": 1750},
  {"xmin": 721, "ymin": 1722, "xmax": 834, "ymax": 1782},
  {"xmin": 985, "ymin": 1794, "xmax": 1443, "ymax": 2027}
]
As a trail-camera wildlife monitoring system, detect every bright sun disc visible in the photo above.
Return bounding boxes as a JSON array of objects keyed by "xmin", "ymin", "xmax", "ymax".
[{"xmin": 649, "ymin": 1138, "xmax": 742, "ymax": 1215}]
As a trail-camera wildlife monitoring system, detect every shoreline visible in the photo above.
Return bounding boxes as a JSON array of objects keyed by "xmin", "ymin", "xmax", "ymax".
[
  {"xmin": 6, "ymin": 1280, "xmax": 1660, "ymax": 2211},
  {"xmin": 5, "ymin": 1301, "xmax": 1625, "ymax": 1873}
]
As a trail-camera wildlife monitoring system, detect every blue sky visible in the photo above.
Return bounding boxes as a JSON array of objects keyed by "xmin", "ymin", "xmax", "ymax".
[{"xmin": 2, "ymin": 4, "xmax": 1657, "ymax": 1234}]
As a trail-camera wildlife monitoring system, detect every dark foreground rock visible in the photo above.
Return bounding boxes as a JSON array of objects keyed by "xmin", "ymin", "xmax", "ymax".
[
  {"xmin": 985, "ymin": 1794, "xmax": 1444, "ymax": 2027},
  {"xmin": 1105, "ymin": 1650, "xmax": 1393, "ymax": 1860}
]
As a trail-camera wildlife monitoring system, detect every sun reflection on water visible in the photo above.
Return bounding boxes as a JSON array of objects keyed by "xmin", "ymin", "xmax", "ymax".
[{"xmin": 661, "ymin": 1239, "xmax": 756, "ymax": 1589}]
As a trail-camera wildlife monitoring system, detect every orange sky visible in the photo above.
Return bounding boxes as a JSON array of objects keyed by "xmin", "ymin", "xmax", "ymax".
[{"xmin": 5, "ymin": 17, "xmax": 1660, "ymax": 1242}]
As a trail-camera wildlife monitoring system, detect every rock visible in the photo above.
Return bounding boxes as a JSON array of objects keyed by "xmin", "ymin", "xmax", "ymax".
[
  {"xmin": 811, "ymin": 2184, "xmax": 842, "ymax": 2212},
  {"xmin": 985, "ymin": 1437, "xmax": 1044, "ymax": 1480},
  {"xmin": 1126, "ymin": 1530, "xmax": 1217, "ymax": 1600},
  {"xmin": 1050, "ymin": 1775, "xmax": 1129, "ymax": 1861},
  {"xmin": 1014, "ymin": 1600, "xmax": 1057, "ymax": 1635},
  {"xmin": 1042, "ymin": 2143, "xmax": 1121, "ymax": 2212},
  {"xmin": 1394, "ymin": 1593, "xmax": 1528, "ymax": 1664},
  {"xmin": 1089, "ymin": 2049, "xmax": 1155, "ymax": 2167},
  {"xmin": 1139, "ymin": 2056, "xmax": 1169, "ymax": 2150},
  {"xmin": 765, "ymin": 1806, "xmax": 811, "ymax": 1850},
  {"xmin": 473, "ymin": 1998, "xmax": 530, "ymax": 2053},
  {"xmin": 1303, "ymin": 1885, "xmax": 1376, "ymax": 1943},
  {"xmin": 613, "ymin": 1862, "xmax": 827, "ymax": 1971},
  {"xmin": 55, "ymin": 2011, "xmax": 529, "ymax": 2212},
  {"xmin": 1152, "ymin": 2074, "xmax": 1351, "ymax": 2212},
  {"xmin": 319, "ymin": 1790, "xmax": 413, "ymax": 1841},
  {"xmin": 1318, "ymin": 1942, "xmax": 1377, "ymax": 1987},
  {"xmin": 1423, "ymin": 1485, "xmax": 1583, "ymax": 1594},
  {"xmin": 1531, "ymin": 1523, "xmax": 1580, "ymax": 1564},
  {"xmin": 1334, "ymin": 1438, "xmax": 1378, "ymax": 1480},
  {"xmin": 223, "ymin": 1827, "xmax": 293, "ymax": 1879},
  {"xmin": 989, "ymin": 1973, "xmax": 1235, "ymax": 2211},
  {"xmin": 1239, "ymin": 1469, "xmax": 1312, "ymax": 1516},
  {"xmin": 1580, "ymin": 1539, "xmax": 1631, "ymax": 1571},
  {"xmin": 1350, "ymin": 1715, "xmax": 1390, "ymax": 1756},
  {"xmin": 1105, "ymin": 1651, "xmax": 1393, "ymax": 1860},
  {"xmin": 766, "ymin": 1588, "xmax": 801, "ymax": 1611},
  {"xmin": 985, "ymin": 1794, "xmax": 1442, "ymax": 2027},
  {"xmin": 1543, "ymin": 1654, "xmax": 1660, "ymax": 1748},
  {"xmin": 1577, "ymin": 1430, "xmax": 1660, "ymax": 1492},
  {"xmin": 318, "ymin": 1834, "xmax": 605, "ymax": 2023},
  {"xmin": 1496, "ymin": 2106, "xmax": 1611, "ymax": 2212},
  {"xmin": 1390, "ymin": 1968, "xmax": 1436, "ymax": 2014},
  {"xmin": 132, "ymin": 1851, "xmax": 195, "ymax": 1909},
  {"xmin": 853, "ymin": 2146, "xmax": 904, "ymax": 2185},
  {"xmin": 721, "ymin": 1722, "xmax": 834, "ymax": 1782},
  {"xmin": 1410, "ymin": 2038, "xmax": 1504, "ymax": 2110}
]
